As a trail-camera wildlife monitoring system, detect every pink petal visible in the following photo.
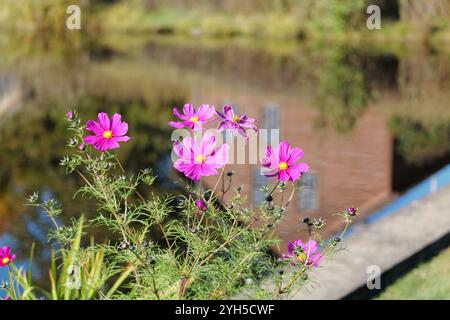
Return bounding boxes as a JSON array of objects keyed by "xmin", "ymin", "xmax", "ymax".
[
  {"xmin": 183, "ymin": 103, "xmax": 195, "ymax": 117},
  {"xmin": 173, "ymin": 141, "xmax": 183, "ymax": 157},
  {"xmin": 223, "ymin": 105, "xmax": 234, "ymax": 118},
  {"xmin": 97, "ymin": 112, "xmax": 111, "ymax": 131},
  {"xmin": 278, "ymin": 141, "xmax": 290, "ymax": 162},
  {"xmin": 237, "ymin": 127, "xmax": 248, "ymax": 139},
  {"xmin": 217, "ymin": 120, "xmax": 230, "ymax": 132},
  {"xmin": 303, "ymin": 240, "xmax": 318, "ymax": 255},
  {"xmin": 84, "ymin": 135, "xmax": 104, "ymax": 145},
  {"xmin": 200, "ymin": 164, "xmax": 218, "ymax": 176},
  {"xmin": 84, "ymin": 136, "xmax": 109, "ymax": 152},
  {"xmin": 173, "ymin": 107, "xmax": 187, "ymax": 120},
  {"xmin": 111, "ymin": 114, "xmax": 129, "ymax": 137},
  {"xmin": 169, "ymin": 121, "xmax": 186, "ymax": 129},
  {"xmin": 107, "ymin": 138, "xmax": 121, "ymax": 150},
  {"xmin": 114, "ymin": 135, "xmax": 130, "ymax": 142},
  {"xmin": 181, "ymin": 137, "xmax": 195, "ymax": 152},
  {"xmin": 180, "ymin": 163, "xmax": 202, "ymax": 181},
  {"xmin": 266, "ymin": 145, "xmax": 273, "ymax": 158},
  {"xmin": 286, "ymin": 167, "xmax": 301, "ymax": 182},
  {"xmin": 278, "ymin": 170, "xmax": 290, "ymax": 181},
  {"xmin": 197, "ymin": 104, "xmax": 215, "ymax": 120},
  {"xmin": 201, "ymin": 134, "xmax": 217, "ymax": 156},
  {"xmin": 310, "ymin": 253, "xmax": 324, "ymax": 266},
  {"xmin": 206, "ymin": 144, "xmax": 229, "ymax": 167},
  {"xmin": 290, "ymin": 163, "xmax": 309, "ymax": 174},
  {"xmin": 287, "ymin": 146, "xmax": 304, "ymax": 165},
  {"xmin": 86, "ymin": 120, "xmax": 104, "ymax": 136},
  {"xmin": 216, "ymin": 110, "xmax": 227, "ymax": 120}
]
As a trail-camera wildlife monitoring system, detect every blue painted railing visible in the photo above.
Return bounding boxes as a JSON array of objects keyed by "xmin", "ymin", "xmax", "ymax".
[{"xmin": 344, "ymin": 164, "xmax": 450, "ymax": 238}]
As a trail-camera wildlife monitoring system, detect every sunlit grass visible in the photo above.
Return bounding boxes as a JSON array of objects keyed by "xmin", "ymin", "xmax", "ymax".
[{"xmin": 377, "ymin": 247, "xmax": 450, "ymax": 300}]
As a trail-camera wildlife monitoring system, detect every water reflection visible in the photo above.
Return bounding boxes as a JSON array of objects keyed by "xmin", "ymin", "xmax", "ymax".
[{"xmin": 0, "ymin": 35, "xmax": 449, "ymax": 285}]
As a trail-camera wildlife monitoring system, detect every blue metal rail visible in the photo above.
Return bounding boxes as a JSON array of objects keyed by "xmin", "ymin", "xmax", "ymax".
[{"xmin": 344, "ymin": 164, "xmax": 450, "ymax": 237}]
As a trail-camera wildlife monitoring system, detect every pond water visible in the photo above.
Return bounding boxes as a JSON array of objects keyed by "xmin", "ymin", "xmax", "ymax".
[{"xmin": 0, "ymin": 35, "xmax": 449, "ymax": 287}]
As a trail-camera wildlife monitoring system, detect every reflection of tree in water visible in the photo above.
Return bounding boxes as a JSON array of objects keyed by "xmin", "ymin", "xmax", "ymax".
[
  {"xmin": 313, "ymin": 46, "xmax": 373, "ymax": 133},
  {"xmin": 391, "ymin": 48, "xmax": 450, "ymax": 164},
  {"xmin": 143, "ymin": 38, "xmax": 375, "ymax": 134},
  {"xmin": 390, "ymin": 116, "xmax": 450, "ymax": 163}
]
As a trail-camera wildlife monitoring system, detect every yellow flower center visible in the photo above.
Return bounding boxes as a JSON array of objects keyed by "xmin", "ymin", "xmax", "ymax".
[
  {"xmin": 296, "ymin": 252, "xmax": 306, "ymax": 264},
  {"xmin": 195, "ymin": 155, "xmax": 206, "ymax": 164},
  {"xmin": 232, "ymin": 115, "xmax": 240, "ymax": 123},
  {"xmin": 2, "ymin": 257, "xmax": 10, "ymax": 264},
  {"xmin": 189, "ymin": 116, "xmax": 199, "ymax": 122},
  {"xmin": 103, "ymin": 130, "xmax": 113, "ymax": 139},
  {"xmin": 279, "ymin": 162, "xmax": 288, "ymax": 170}
]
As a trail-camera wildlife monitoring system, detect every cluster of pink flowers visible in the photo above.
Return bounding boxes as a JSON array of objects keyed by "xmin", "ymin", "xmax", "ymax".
[
  {"xmin": 169, "ymin": 104, "xmax": 256, "ymax": 181},
  {"xmin": 80, "ymin": 106, "xmax": 309, "ymax": 185},
  {"xmin": 79, "ymin": 106, "xmax": 320, "ymax": 267},
  {"xmin": 168, "ymin": 103, "xmax": 309, "ymax": 183},
  {"xmin": 167, "ymin": 104, "xmax": 320, "ymax": 266}
]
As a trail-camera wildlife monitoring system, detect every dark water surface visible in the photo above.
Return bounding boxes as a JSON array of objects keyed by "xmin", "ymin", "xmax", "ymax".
[{"xmin": 0, "ymin": 35, "xmax": 449, "ymax": 287}]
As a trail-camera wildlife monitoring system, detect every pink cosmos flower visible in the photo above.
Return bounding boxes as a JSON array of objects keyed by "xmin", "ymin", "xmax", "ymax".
[
  {"xmin": 262, "ymin": 141, "xmax": 309, "ymax": 182},
  {"xmin": 217, "ymin": 105, "xmax": 257, "ymax": 139},
  {"xmin": 169, "ymin": 103, "xmax": 216, "ymax": 131},
  {"xmin": 84, "ymin": 112, "xmax": 130, "ymax": 152},
  {"xmin": 283, "ymin": 239, "xmax": 323, "ymax": 267},
  {"xmin": 0, "ymin": 246, "xmax": 16, "ymax": 267},
  {"xmin": 173, "ymin": 133, "xmax": 229, "ymax": 181}
]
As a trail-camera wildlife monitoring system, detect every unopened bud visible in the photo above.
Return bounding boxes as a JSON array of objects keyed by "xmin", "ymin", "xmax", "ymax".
[{"xmin": 196, "ymin": 198, "xmax": 207, "ymax": 211}]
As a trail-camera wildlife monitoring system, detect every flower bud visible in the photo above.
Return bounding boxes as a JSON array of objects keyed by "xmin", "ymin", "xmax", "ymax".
[
  {"xmin": 196, "ymin": 198, "xmax": 207, "ymax": 211},
  {"xmin": 101, "ymin": 163, "xmax": 110, "ymax": 169},
  {"xmin": 346, "ymin": 207, "xmax": 357, "ymax": 216},
  {"xmin": 313, "ymin": 217, "xmax": 325, "ymax": 229},
  {"xmin": 119, "ymin": 241, "xmax": 129, "ymax": 250},
  {"xmin": 66, "ymin": 111, "xmax": 74, "ymax": 120},
  {"xmin": 78, "ymin": 143, "xmax": 85, "ymax": 151}
]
